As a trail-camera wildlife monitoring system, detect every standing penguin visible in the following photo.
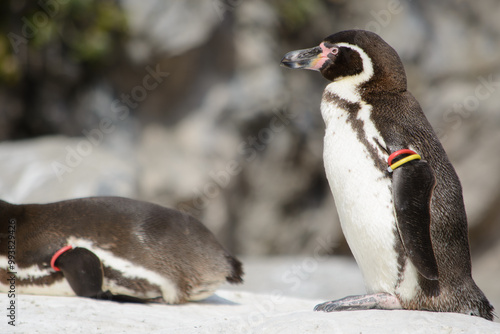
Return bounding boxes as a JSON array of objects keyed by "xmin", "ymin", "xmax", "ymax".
[
  {"xmin": 281, "ymin": 30, "xmax": 494, "ymax": 320},
  {"xmin": 0, "ymin": 196, "xmax": 243, "ymax": 304}
]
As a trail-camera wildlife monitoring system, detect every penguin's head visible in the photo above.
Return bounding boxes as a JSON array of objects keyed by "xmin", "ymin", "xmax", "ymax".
[{"xmin": 281, "ymin": 30, "xmax": 407, "ymax": 92}]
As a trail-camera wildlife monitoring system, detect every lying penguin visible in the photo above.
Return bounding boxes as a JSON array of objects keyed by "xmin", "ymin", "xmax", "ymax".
[{"xmin": 0, "ymin": 196, "xmax": 243, "ymax": 303}]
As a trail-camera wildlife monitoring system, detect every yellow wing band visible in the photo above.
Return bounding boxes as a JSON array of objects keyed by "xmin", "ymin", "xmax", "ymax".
[{"xmin": 388, "ymin": 153, "xmax": 421, "ymax": 172}]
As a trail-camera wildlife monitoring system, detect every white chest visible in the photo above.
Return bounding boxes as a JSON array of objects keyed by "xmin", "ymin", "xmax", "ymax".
[{"xmin": 320, "ymin": 90, "xmax": 401, "ymax": 293}]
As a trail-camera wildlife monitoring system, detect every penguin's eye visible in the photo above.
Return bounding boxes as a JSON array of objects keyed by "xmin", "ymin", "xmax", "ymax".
[{"xmin": 328, "ymin": 48, "xmax": 338, "ymax": 60}]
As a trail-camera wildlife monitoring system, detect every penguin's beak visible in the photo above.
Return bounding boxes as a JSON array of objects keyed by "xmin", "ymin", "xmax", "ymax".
[
  {"xmin": 281, "ymin": 42, "xmax": 337, "ymax": 72},
  {"xmin": 280, "ymin": 46, "xmax": 324, "ymax": 71}
]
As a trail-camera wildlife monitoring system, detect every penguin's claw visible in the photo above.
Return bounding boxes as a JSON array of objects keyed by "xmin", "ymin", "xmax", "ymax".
[{"xmin": 314, "ymin": 293, "xmax": 402, "ymax": 312}]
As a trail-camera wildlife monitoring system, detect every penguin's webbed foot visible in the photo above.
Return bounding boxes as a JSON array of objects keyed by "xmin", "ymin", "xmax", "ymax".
[
  {"xmin": 314, "ymin": 293, "xmax": 402, "ymax": 312},
  {"xmin": 96, "ymin": 290, "xmax": 148, "ymax": 304}
]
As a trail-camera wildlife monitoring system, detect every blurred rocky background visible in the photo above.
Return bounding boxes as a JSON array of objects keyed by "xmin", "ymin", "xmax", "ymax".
[{"xmin": 0, "ymin": 0, "xmax": 499, "ymax": 308}]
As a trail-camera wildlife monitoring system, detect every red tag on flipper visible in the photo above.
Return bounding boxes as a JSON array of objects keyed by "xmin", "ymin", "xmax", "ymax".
[{"xmin": 50, "ymin": 245, "xmax": 73, "ymax": 271}]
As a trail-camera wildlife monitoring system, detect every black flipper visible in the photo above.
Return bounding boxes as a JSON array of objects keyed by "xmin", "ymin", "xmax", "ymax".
[
  {"xmin": 55, "ymin": 247, "xmax": 146, "ymax": 303},
  {"xmin": 56, "ymin": 247, "xmax": 104, "ymax": 297},
  {"xmin": 392, "ymin": 159, "xmax": 439, "ymax": 280}
]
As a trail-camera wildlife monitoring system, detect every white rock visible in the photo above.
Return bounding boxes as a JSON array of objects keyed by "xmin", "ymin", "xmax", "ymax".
[
  {"xmin": 7, "ymin": 290, "xmax": 500, "ymax": 333},
  {"xmin": 0, "ymin": 136, "xmax": 137, "ymax": 204}
]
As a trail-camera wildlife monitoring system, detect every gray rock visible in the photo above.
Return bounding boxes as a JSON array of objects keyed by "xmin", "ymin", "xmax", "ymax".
[{"xmin": 0, "ymin": 136, "xmax": 137, "ymax": 203}]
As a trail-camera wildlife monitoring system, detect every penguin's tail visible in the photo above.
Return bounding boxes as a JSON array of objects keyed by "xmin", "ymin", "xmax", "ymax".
[
  {"xmin": 477, "ymin": 294, "xmax": 495, "ymax": 321},
  {"xmin": 225, "ymin": 255, "xmax": 244, "ymax": 284}
]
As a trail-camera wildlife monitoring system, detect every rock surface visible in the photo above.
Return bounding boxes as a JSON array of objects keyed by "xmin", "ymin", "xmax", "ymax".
[
  {"xmin": 9, "ymin": 292, "xmax": 500, "ymax": 334},
  {"xmin": 4, "ymin": 256, "xmax": 500, "ymax": 333}
]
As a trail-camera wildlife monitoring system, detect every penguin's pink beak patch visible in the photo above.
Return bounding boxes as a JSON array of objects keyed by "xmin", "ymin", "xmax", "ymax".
[{"xmin": 280, "ymin": 42, "xmax": 337, "ymax": 71}]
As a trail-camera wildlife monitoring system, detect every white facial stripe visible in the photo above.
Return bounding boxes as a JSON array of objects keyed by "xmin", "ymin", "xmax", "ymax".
[
  {"xmin": 325, "ymin": 42, "xmax": 374, "ymax": 103},
  {"xmin": 335, "ymin": 42, "xmax": 374, "ymax": 83}
]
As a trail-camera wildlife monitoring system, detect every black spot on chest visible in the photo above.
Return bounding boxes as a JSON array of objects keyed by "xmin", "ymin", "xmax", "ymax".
[{"xmin": 324, "ymin": 91, "xmax": 388, "ymax": 173}]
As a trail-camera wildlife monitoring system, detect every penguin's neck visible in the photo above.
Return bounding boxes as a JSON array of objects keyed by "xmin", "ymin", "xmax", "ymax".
[
  {"xmin": 320, "ymin": 81, "xmax": 389, "ymax": 174},
  {"xmin": 320, "ymin": 82, "xmax": 363, "ymax": 129}
]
